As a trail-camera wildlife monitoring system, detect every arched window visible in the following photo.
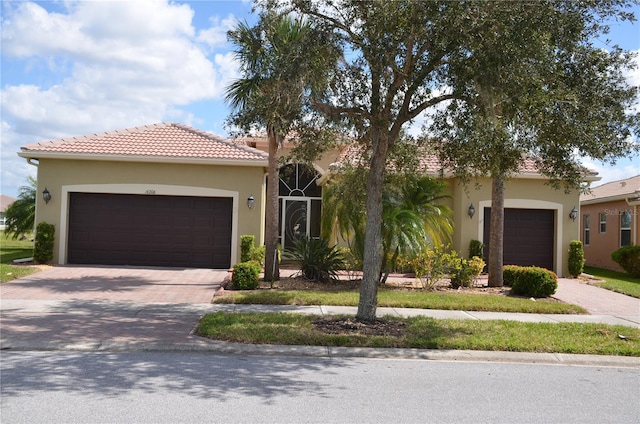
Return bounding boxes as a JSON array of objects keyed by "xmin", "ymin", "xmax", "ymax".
[{"xmin": 277, "ymin": 164, "xmax": 322, "ymax": 249}]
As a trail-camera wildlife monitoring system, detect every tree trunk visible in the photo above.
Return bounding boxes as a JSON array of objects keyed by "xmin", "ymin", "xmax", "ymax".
[
  {"xmin": 356, "ymin": 130, "xmax": 388, "ymax": 322},
  {"xmin": 487, "ymin": 174, "xmax": 505, "ymax": 287},
  {"xmin": 263, "ymin": 128, "xmax": 280, "ymax": 282}
]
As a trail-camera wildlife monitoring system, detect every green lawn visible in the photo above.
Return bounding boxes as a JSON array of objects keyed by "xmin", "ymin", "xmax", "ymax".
[
  {"xmin": 197, "ymin": 312, "xmax": 640, "ymax": 356},
  {"xmin": 584, "ymin": 266, "xmax": 640, "ymax": 299},
  {"xmin": 0, "ymin": 233, "xmax": 39, "ymax": 283},
  {"xmin": 214, "ymin": 288, "xmax": 587, "ymax": 314}
]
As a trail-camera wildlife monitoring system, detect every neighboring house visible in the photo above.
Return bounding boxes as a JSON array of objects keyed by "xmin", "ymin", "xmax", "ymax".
[
  {"xmin": 579, "ymin": 175, "xmax": 640, "ymax": 272},
  {"xmin": 0, "ymin": 194, "xmax": 17, "ymax": 230},
  {"xmin": 18, "ymin": 122, "xmax": 593, "ymax": 276}
]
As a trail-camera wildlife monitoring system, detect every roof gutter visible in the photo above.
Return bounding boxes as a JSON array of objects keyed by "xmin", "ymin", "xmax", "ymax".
[{"xmin": 18, "ymin": 151, "xmax": 269, "ymax": 168}]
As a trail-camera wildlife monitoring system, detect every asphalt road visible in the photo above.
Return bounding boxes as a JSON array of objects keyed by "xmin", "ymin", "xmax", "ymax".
[{"xmin": 1, "ymin": 351, "xmax": 638, "ymax": 424}]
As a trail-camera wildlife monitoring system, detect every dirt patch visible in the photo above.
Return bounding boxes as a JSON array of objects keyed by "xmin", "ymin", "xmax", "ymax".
[{"xmin": 312, "ymin": 316, "xmax": 406, "ymax": 337}]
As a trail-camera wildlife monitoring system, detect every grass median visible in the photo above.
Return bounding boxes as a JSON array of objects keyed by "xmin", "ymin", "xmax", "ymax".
[
  {"xmin": 213, "ymin": 289, "xmax": 587, "ymax": 314},
  {"xmin": 196, "ymin": 311, "xmax": 640, "ymax": 356}
]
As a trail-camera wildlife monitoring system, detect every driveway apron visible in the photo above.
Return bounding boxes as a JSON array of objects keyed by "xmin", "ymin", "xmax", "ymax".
[{"xmin": 1, "ymin": 266, "xmax": 228, "ymax": 348}]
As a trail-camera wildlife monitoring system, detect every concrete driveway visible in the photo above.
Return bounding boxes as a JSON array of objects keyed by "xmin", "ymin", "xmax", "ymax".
[{"xmin": 0, "ymin": 265, "xmax": 228, "ymax": 303}]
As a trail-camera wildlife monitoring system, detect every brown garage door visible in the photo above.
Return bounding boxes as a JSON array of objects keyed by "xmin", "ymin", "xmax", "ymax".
[
  {"xmin": 483, "ymin": 208, "xmax": 554, "ymax": 270},
  {"xmin": 68, "ymin": 193, "xmax": 232, "ymax": 268}
]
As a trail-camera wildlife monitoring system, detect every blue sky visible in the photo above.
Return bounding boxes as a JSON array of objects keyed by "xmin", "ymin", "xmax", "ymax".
[{"xmin": 1, "ymin": 0, "xmax": 638, "ymax": 198}]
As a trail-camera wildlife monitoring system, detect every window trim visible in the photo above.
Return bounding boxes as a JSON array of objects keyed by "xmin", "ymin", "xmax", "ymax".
[{"xmin": 584, "ymin": 214, "xmax": 590, "ymax": 246}]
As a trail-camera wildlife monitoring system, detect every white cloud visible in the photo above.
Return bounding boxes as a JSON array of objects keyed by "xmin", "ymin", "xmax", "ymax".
[
  {"xmin": 197, "ymin": 14, "xmax": 237, "ymax": 49},
  {"xmin": 0, "ymin": 1, "xmax": 240, "ymax": 196}
]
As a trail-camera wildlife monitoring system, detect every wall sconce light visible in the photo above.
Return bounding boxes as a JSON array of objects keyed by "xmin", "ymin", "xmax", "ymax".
[
  {"xmin": 468, "ymin": 203, "xmax": 475, "ymax": 219},
  {"xmin": 42, "ymin": 187, "xmax": 52, "ymax": 204},
  {"xmin": 247, "ymin": 195, "xmax": 255, "ymax": 210},
  {"xmin": 569, "ymin": 206, "xmax": 578, "ymax": 222}
]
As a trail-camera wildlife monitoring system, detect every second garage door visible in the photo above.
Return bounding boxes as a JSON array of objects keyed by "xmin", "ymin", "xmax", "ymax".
[
  {"xmin": 483, "ymin": 208, "xmax": 554, "ymax": 271},
  {"xmin": 68, "ymin": 193, "xmax": 232, "ymax": 268}
]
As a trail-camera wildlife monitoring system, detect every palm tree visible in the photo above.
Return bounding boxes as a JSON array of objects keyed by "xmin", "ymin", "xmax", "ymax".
[
  {"xmin": 226, "ymin": 12, "xmax": 336, "ymax": 281},
  {"xmin": 4, "ymin": 177, "xmax": 36, "ymax": 239},
  {"xmin": 322, "ymin": 171, "xmax": 453, "ymax": 282}
]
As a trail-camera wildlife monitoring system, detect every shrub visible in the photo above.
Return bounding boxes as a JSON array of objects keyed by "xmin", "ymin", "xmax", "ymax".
[
  {"xmin": 468, "ymin": 239, "xmax": 484, "ymax": 259},
  {"xmin": 33, "ymin": 222, "xmax": 55, "ymax": 264},
  {"xmin": 411, "ymin": 247, "xmax": 456, "ymax": 290},
  {"xmin": 250, "ymin": 245, "xmax": 266, "ymax": 266},
  {"xmin": 502, "ymin": 265, "xmax": 520, "ymax": 287},
  {"xmin": 240, "ymin": 235, "xmax": 256, "ymax": 262},
  {"xmin": 568, "ymin": 240, "xmax": 585, "ymax": 278},
  {"xmin": 450, "ymin": 255, "xmax": 485, "ymax": 289},
  {"xmin": 231, "ymin": 260, "xmax": 261, "ymax": 290},
  {"xmin": 611, "ymin": 245, "xmax": 640, "ymax": 278},
  {"xmin": 283, "ymin": 237, "xmax": 344, "ymax": 283},
  {"xmin": 510, "ymin": 266, "xmax": 558, "ymax": 298}
]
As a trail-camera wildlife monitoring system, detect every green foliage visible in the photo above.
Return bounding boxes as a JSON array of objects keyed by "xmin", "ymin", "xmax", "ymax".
[
  {"xmin": 250, "ymin": 245, "xmax": 266, "ymax": 266},
  {"xmin": 33, "ymin": 222, "xmax": 54, "ymax": 264},
  {"xmin": 3, "ymin": 177, "xmax": 36, "ymax": 239},
  {"xmin": 240, "ymin": 235, "xmax": 256, "ymax": 262},
  {"xmin": 450, "ymin": 256, "xmax": 486, "ymax": 289},
  {"xmin": 468, "ymin": 239, "xmax": 484, "ymax": 259},
  {"xmin": 232, "ymin": 261, "xmax": 262, "ymax": 290},
  {"xmin": 502, "ymin": 265, "xmax": 520, "ymax": 287},
  {"xmin": 411, "ymin": 246, "xmax": 456, "ymax": 290},
  {"xmin": 322, "ymin": 171, "xmax": 453, "ymax": 281},
  {"xmin": 509, "ymin": 266, "xmax": 558, "ymax": 298},
  {"xmin": 611, "ymin": 245, "xmax": 640, "ymax": 278},
  {"xmin": 283, "ymin": 237, "xmax": 345, "ymax": 283},
  {"xmin": 568, "ymin": 240, "xmax": 585, "ymax": 278}
]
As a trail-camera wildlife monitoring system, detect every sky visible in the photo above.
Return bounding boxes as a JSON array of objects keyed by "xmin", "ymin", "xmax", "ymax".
[{"xmin": 1, "ymin": 0, "xmax": 639, "ymax": 198}]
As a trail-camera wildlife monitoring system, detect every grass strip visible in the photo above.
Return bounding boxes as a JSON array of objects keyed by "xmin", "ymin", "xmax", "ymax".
[
  {"xmin": 584, "ymin": 266, "xmax": 640, "ymax": 299},
  {"xmin": 213, "ymin": 289, "xmax": 586, "ymax": 314},
  {"xmin": 1, "ymin": 234, "xmax": 38, "ymax": 283},
  {"xmin": 197, "ymin": 312, "xmax": 640, "ymax": 356}
]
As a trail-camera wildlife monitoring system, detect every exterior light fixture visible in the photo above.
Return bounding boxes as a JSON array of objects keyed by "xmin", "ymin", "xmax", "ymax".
[
  {"xmin": 247, "ymin": 195, "xmax": 255, "ymax": 210},
  {"xmin": 468, "ymin": 203, "xmax": 475, "ymax": 219},
  {"xmin": 569, "ymin": 206, "xmax": 578, "ymax": 222},
  {"xmin": 42, "ymin": 187, "xmax": 52, "ymax": 204}
]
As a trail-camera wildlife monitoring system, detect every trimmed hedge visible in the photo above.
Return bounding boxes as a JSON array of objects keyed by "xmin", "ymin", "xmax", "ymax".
[
  {"xmin": 505, "ymin": 265, "xmax": 558, "ymax": 298},
  {"xmin": 568, "ymin": 240, "xmax": 585, "ymax": 278},
  {"xmin": 33, "ymin": 222, "xmax": 55, "ymax": 264},
  {"xmin": 231, "ymin": 260, "xmax": 261, "ymax": 290},
  {"xmin": 502, "ymin": 265, "xmax": 520, "ymax": 287},
  {"xmin": 611, "ymin": 245, "xmax": 640, "ymax": 278}
]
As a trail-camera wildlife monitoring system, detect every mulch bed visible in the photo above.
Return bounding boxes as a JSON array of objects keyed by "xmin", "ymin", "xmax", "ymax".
[{"xmin": 312, "ymin": 316, "xmax": 407, "ymax": 337}]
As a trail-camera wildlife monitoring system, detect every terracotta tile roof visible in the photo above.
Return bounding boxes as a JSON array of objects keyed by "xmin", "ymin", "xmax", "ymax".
[
  {"xmin": 580, "ymin": 174, "xmax": 640, "ymax": 203},
  {"xmin": 0, "ymin": 195, "xmax": 16, "ymax": 213},
  {"xmin": 20, "ymin": 123, "xmax": 268, "ymax": 162}
]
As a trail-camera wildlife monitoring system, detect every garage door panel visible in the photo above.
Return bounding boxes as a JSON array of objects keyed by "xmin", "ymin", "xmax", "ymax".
[
  {"xmin": 68, "ymin": 193, "xmax": 232, "ymax": 268},
  {"xmin": 484, "ymin": 208, "xmax": 554, "ymax": 271}
]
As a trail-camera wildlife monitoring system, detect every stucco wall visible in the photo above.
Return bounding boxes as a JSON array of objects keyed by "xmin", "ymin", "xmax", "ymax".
[
  {"xmin": 449, "ymin": 176, "xmax": 580, "ymax": 277},
  {"xmin": 580, "ymin": 200, "xmax": 639, "ymax": 272},
  {"xmin": 33, "ymin": 158, "xmax": 266, "ymax": 266}
]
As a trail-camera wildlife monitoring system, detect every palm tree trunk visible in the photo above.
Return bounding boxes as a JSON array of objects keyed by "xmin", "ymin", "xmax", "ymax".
[
  {"xmin": 264, "ymin": 128, "xmax": 280, "ymax": 282},
  {"xmin": 356, "ymin": 130, "xmax": 388, "ymax": 322},
  {"xmin": 488, "ymin": 174, "xmax": 505, "ymax": 287}
]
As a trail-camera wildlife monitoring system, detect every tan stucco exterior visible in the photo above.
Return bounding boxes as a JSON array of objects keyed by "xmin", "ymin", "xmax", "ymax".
[
  {"xmin": 580, "ymin": 199, "xmax": 639, "ymax": 271},
  {"xmin": 31, "ymin": 158, "xmax": 267, "ymax": 266},
  {"xmin": 447, "ymin": 176, "xmax": 580, "ymax": 277}
]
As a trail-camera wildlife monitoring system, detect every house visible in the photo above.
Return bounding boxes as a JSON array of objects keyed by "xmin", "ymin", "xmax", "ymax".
[
  {"xmin": 19, "ymin": 122, "xmax": 592, "ymax": 277},
  {"xmin": 0, "ymin": 194, "xmax": 17, "ymax": 230},
  {"xmin": 579, "ymin": 175, "xmax": 640, "ymax": 271}
]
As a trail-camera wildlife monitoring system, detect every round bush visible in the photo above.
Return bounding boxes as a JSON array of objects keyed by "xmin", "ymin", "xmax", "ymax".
[
  {"xmin": 510, "ymin": 266, "xmax": 558, "ymax": 298},
  {"xmin": 611, "ymin": 245, "xmax": 640, "ymax": 278},
  {"xmin": 232, "ymin": 260, "xmax": 261, "ymax": 290}
]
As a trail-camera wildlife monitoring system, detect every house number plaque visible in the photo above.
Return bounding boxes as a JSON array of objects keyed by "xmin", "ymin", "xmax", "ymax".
[{"xmin": 145, "ymin": 190, "xmax": 156, "ymax": 195}]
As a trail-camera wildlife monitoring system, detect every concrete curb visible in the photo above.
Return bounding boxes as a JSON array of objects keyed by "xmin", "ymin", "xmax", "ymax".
[{"xmin": 2, "ymin": 337, "xmax": 638, "ymax": 369}]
